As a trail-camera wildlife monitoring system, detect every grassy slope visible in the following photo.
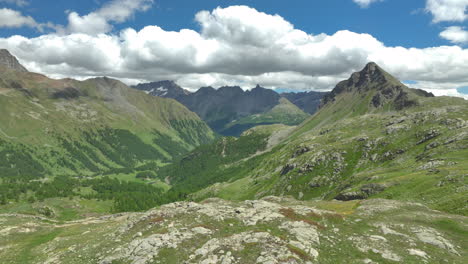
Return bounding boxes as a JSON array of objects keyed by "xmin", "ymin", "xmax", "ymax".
[
  {"xmin": 212, "ymin": 103, "xmax": 466, "ymax": 215},
  {"xmin": 159, "ymin": 65, "xmax": 468, "ymax": 215},
  {"xmin": 220, "ymin": 98, "xmax": 310, "ymax": 136},
  {"xmin": 0, "ymin": 67, "xmax": 215, "ymax": 177},
  {"xmin": 0, "ymin": 197, "xmax": 466, "ymax": 263}
]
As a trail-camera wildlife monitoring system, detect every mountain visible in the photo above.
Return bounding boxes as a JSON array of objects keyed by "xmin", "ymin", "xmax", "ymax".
[
  {"xmin": 319, "ymin": 62, "xmax": 434, "ymax": 110},
  {"xmin": 160, "ymin": 62, "xmax": 468, "ymax": 216},
  {"xmin": 0, "ymin": 50, "xmax": 215, "ymax": 180},
  {"xmin": 133, "ymin": 82, "xmax": 312, "ymax": 136},
  {"xmin": 1, "ymin": 60, "xmax": 467, "ymax": 263},
  {"xmin": 132, "ymin": 80, "xmax": 190, "ymax": 99},
  {"xmin": 281, "ymin": 91, "xmax": 328, "ymax": 114},
  {"xmin": 0, "ymin": 49, "xmax": 28, "ymax": 72}
]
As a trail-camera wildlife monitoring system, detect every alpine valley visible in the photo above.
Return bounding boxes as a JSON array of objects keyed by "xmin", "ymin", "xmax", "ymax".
[
  {"xmin": 0, "ymin": 50, "xmax": 467, "ymax": 264},
  {"xmin": 132, "ymin": 81, "xmax": 319, "ymax": 136}
]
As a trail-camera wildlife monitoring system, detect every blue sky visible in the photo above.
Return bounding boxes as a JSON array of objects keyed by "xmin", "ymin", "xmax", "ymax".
[
  {"xmin": 0, "ymin": 0, "xmax": 461, "ymax": 48},
  {"xmin": 0, "ymin": 0, "xmax": 467, "ymax": 98}
]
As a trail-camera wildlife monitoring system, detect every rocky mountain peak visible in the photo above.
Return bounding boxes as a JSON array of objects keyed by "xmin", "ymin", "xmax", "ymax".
[
  {"xmin": 0, "ymin": 49, "xmax": 28, "ymax": 72},
  {"xmin": 320, "ymin": 62, "xmax": 432, "ymax": 110},
  {"xmin": 347, "ymin": 62, "xmax": 394, "ymax": 89},
  {"xmin": 132, "ymin": 80, "xmax": 190, "ymax": 99}
]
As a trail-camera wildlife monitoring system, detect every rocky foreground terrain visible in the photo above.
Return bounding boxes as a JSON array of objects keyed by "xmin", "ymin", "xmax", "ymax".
[{"xmin": 1, "ymin": 197, "xmax": 466, "ymax": 264}]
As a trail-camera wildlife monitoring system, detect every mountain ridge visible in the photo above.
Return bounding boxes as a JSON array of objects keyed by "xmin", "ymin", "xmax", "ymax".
[
  {"xmin": 320, "ymin": 62, "xmax": 434, "ymax": 110},
  {"xmin": 158, "ymin": 62, "xmax": 468, "ymax": 217},
  {"xmin": 132, "ymin": 82, "xmax": 319, "ymax": 136},
  {"xmin": 0, "ymin": 49, "xmax": 28, "ymax": 72},
  {"xmin": 0, "ymin": 51, "xmax": 216, "ymax": 179}
]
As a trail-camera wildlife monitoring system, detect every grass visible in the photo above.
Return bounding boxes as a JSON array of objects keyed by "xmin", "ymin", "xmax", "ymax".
[{"xmin": 15, "ymin": 229, "xmax": 61, "ymax": 263}]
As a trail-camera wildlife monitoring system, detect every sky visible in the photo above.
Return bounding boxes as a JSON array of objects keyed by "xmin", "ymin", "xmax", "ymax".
[{"xmin": 0, "ymin": 0, "xmax": 467, "ymax": 98}]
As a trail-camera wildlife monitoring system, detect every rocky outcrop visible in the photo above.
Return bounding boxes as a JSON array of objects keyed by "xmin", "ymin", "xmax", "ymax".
[
  {"xmin": 280, "ymin": 163, "xmax": 297, "ymax": 175},
  {"xmin": 132, "ymin": 80, "xmax": 190, "ymax": 100},
  {"xmin": 0, "ymin": 49, "xmax": 28, "ymax": 72},
  {"xmin": 1, "ymin": 197, "xmax": 466, "ymax": 264}
]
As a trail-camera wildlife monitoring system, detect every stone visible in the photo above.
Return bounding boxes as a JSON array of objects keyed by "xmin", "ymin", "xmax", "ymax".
[
  {"xmin": 292, "ymin": 146, "xmax": 311, "ymax": 158},
  {"xmin": 192, "ymin": 227, "xmax": 212, "ymax": 235},
  {"xmin": 280, "ymin": 164, "xmax": 296, "ymax": 175},
  {"xmin": 416, "ymin": 129, "xmax": 440, "ymax": 145},
  {"xmin": 360, "ymin": 183, "xmax": 386, "ymax": 196},
  {"xmin": 408, "ymin": 248, "xmax": 428, "ymax": 259},
  {"xmin": 335, "ymin": 191, "xmax": 367, "ymax": 201}
]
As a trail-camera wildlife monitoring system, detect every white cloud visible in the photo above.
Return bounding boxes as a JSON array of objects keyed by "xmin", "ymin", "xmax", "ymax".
[
  {"xmin": 0, "ymin": 8, "xmax": 37, "ymax": 28},
  {"xmin": 409, "ymin": 81, "xmax": 468, "ymax": 99},
  {"xmin": 0, "ymin": 0, "xmax": 28, "ymax": 7},
  {"xmin": 353, "ymin": 0, "xmax": 383, "ymax": 8},
  {"xmin": 64, "ymin": 0, "xmax": 154, "ymax": 35},
  {"xmin": 426, "ymin": 0, "xmax": 468, "ymax": 23},
  {"xmin": 440, "ymin": 26, "xmax": 468, "ymax": 43},
  {"xmin": 1, "ymin": 5, "xmax": 468, "ymax": 99}
]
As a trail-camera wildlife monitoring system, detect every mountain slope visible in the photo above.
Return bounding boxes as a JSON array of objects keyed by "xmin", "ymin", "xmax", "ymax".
[
  {"xmin": 0, "ymin": 49, "xmax": 28, "ymax": 72},
  {"xmin": 133, "ymin": 82, "xmax": 312, "ymax": 136},
  {"xmin": 158, "ymin": 62, "xmax": 468, "ymax": 216},
  {"xmin": 0, "ymin": 53, "xmax": 215, "ymax": 178},
  {"xmin": 132, "ymin": 80, "xmax": 190, "ymax": 99},
  {"xmin": 281, "ymin": 91, "xmax": 328, "ymax": 114}
]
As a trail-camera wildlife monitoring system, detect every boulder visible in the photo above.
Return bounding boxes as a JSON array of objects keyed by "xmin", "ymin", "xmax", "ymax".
[
  {"xmin": 280, "ymin": 164, "xmax": 296, "ymax": 175},
  {"xmin": 335, "ymin": 191, "xmax": 367, "ymax": 201}
]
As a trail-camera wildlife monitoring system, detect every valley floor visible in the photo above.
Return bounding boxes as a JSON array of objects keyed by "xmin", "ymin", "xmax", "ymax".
[{"xmin": 0, "ymin": 197, "xmax": 466, "ymax": 264}]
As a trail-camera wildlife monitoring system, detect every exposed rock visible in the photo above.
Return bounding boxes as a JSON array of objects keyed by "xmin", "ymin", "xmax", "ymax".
[
  {"xmin": 280, "ymin": 164, "xmax": 296, "ymax": 176},
  {"xmin": 299, "ymin": 164, "xmax": 314, "ymax": 173},
  {"xmin": 292, "ymin": 146, "xmax": 311, "ymax": 158},
  {"xmin": 335, "ymin": 191, "xmax": 367, "ymax": 201},
  {"xmin": 51, "ymin": 87, "xmax": 82, "ymax": 100},
  {"xmin": 192, "ymin": 227, "xmax": 212, "ymax": 235},
  {"xmin": 298, "ymin": 192, "xmax": 304, "ymax": 199},
  {"xmin": 0, "ymin": 49, "xmax": 28, "ymax": 72},
  {"xmin": 418, "ymin": 159, "xmax": 445, "ymax": 170},
  {"xmin": 425, "ymin": 141, "xmax": 439, "ymax": 151},
  {"xmin": 408, "ymin": 248, "xmax": 428, "ymax": 259},
  {"xmin": 386, "ymin": 124, "xmax": 407, "ymax": 134},
  {"xmin": 416, "ymin": 129, "xmax": 440, "ymax": 145},
  {"xmin": 360, "ymin": 183, "xmax": 387, "ymax": 196},
  {"xmin": 2, "ymin": 198, "xmax": 467, "ymax": 263},
  {"xmin": 412, "ymin": 227, "xmax": 459, "ymax": 255},
  {"xmin": 308, "ymin": 181, "xmax": 321, "ymax": 188}
]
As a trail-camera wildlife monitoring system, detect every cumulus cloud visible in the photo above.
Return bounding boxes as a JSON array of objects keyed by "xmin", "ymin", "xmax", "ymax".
[
  {"xmin": 353, "ymin": 0, "xmax": 383, "ymax": 8},
  {"xmin": 426, "ymin": 0, "xmax": 468, "ymax": 23},
  {"xmin": 64, "ymin": 0, "xmax": 154, "ymax": 35},
  {"xmin": 0, "ymin": 8, "xmax": 37, "ymax": 28},
  {"xmin": 0, "ymin": 0, "xmax": 28, "ymax": 7},
  {"xmin": 1, "ymin": 5, "xmax": 468, "ymax": 99},
  {"xmin": 440, "ymin": 26, "xmax": 468, "ymax": 43}
]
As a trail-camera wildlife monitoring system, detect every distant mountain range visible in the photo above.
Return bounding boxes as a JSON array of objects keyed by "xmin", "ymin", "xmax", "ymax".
[{"xmin": 132, "ymin": 82, "xmax": 326, "ymax": 136}]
